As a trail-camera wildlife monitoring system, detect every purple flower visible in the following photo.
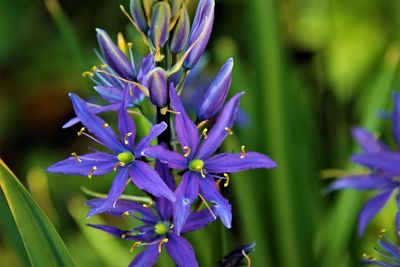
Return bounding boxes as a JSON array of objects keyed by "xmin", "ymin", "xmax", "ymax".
[
  {"xmin": 362, "ymin": 231, "xmax": 400, "ymax": 267},
  {"xmin": 48, "ymin": 92, "xmax": 175, "ymax": 216},
  {"xmin": 170, "ymin": 7, "xmax": 190, "ymax": 53},
  {"xmin": 146, "ymin": 67, "xmax": 168, "ymax": 107},
  {"xmin": 329, "ymin": 93, "xmax": 400, "ymax": 235},
  {"xmin": 86, "ymin": 162, "xmax": 216, "ymax": 267},
  {"xmin": 143, "ymin": 85, "xmax": 276, "ymax": 233}
]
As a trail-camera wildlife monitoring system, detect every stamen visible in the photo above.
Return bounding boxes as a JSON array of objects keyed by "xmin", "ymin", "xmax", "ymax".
[
  {"xmin": 196, "ymin": 120, "xmax": 208, "ymax": 129},
  {"xmin": 143, "ymin": 203, "xmax": 152, "ymax": 208},
  {"xmin": 183, "ymin": 146, "xmax": 191, "ymax": 158},
  {"xmin": 119, "ymin": 5, "xmax": 151, "ymax": 48},
  {"xmin": 113, "ymin": 162, "xmax": 126, "ymax": 171},
  {"xmin": 124, "ymin": 132, "xmax": 133, "ymax": 145},
  {"xmin": 95, "ymin": 69, "xmax": 149, "ymax": 96},
  {"xmin": 200, "ymin": 168, "xmax": 205, "ymax": 178},
  {"xmin": 77, "ymin": 127, "xmax": 86, "ymax": 136},
  {"xmin": 130, "ymin": 241, "xmax": 142, "ymax": 252},
  {"xmin": 242, "ymin": 249, "xmax": 251, "ymax": 267},
  {"xmin": 88, "ymin": 166, "xmax": 97, "ymax": 178},
  {"xmin": 169, "ymin": 224, "xmax": 174, "ymax": 229},
  {"xmin": 160, "ymin": 107, "xmax": 181, "ymax": 115},
  {"xmin": 158, "ymin": 238, "xmax": 168, "ymax": 253},
  {"xmin": 240, "ymin": 145, "xmax": 246, "ymax": 159},
  {"xmin": 71, "ymin": 152, "xmax": 82, "ymax": 162},
  {"xmin": 379, "ymin": 228, "xmax": 386, "ymax": 239},
  {"xmin": 224, "ymin": 127, "xmax": 233, "ymax": 135},
  {"xmin": 82, "ymin": 71, "xmax": 94, "ymax": 78},
  {"xmin": 202, "ymin": 128, "xmax": 208, "ymax": 139},
  {"xmin": 102, "ymin": 123, "xmax": 109, "ymax": 128},
  {"xmin": 121, "ymin": 233, "xmax": 127, "ymax": 239},
  {"xmin": 91, "ymin": 66, "xmax": 98, "ymax": 72},
  {"xmin": 100, "ymin": 64, "xmax": 108, "ymax": 69},
  {"xmin": 122, "ymin": 211, "xmax": 130, "ymax": 216},
  {"xmin": 223, "ymin": 173, "xmax": 230, "ymax": 187},
  {"xmin": 198, "ymin": 193, "xmax": 217, "ymax": 219}
]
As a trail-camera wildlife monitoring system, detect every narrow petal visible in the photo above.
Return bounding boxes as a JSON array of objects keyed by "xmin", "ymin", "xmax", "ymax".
[
  {"xmin": 358, "ymin": 189, "xmax": 393, "ymax": 235},
  {"xmin": 165, "ymin": 235, "xmax": 199, "ymax": 267},
  {"xmin": 142, "ymin": 145, "xmax": 187, "ymax": 170},
  {"xmin": 94, "ymin": 86, "xmax": 124, "ymax": 103},
  {"xmin": 362, "ymin": 259, "xmax": 395, "ymax": 267},
  {"xmin": 47, "ymin": 152, "xmax": 116, "ymax": 176},
  {"xmin": 118, "ymin": 88, "xmax": 136, "ymax": 146},
  {"xmin": 87, "ymin": 167, "xmax": 130, "ymax": 217},
  {"xmin": 328, "ymin": 175, "xmax": 394, "ymax": 192},
  {"xmin": 69, "ymin": 93, "xmax": 126, "ymax": 152},
  {"xmin": 197, "ymin": 92, "xmax": 243, "ymax": 159},
  {"xmin": 137, "ymin": 53, "xmax": 155, "ymax": 85},
  {"xmin": 173, "ymin": 172, "xmax": 199, "ymax": 235},
  {"xmin": 397, "ymin": 193, "xmax": 400, "ymax": 239},
  {"xmin": 393, "ymin": 92, "xmax": 400, "ymax": 148},
  {"xmin": 181, "ymin": 208, "xmax": 216, "ymax": 233},
  {"xmin": 134, "ymin": 122, "xmax": 168, "ymax": 156},
  {"xmin": 169, "ymin": 84, "xmax": 199, "ymax": 155},
  {"xmin": 129, "ymin": 244, "xmax": 160, "ymax": 267},
  {"xmin": 130, "ymin": 160, "xmax": 175, "ymax": 201},
  {"xmin": 352, "ymin": 152, "xmax": 400, "ymax": 174},
  {"xmin": 199, "ymin": 176, "xmax": 232, "ymax": 228},
  {"xmin": 205, "ymin": 152, "xmax": 276, "ymax": 173},
  {"xmin": 87, "ymin": 224, "xmax": 132, "ymax": 239},
  {"xmin": 352, "ymin": 127, "xmax": 387, "ymax": 153},
  {"xmin": 155, "ymin": 160, "xmax": 176, "ymax": 221},
  {"xmin": 86, "ymin": 198, "xmax": 157, "ymax": 222}
]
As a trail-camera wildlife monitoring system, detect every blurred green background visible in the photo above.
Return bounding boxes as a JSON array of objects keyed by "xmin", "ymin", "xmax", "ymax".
[{"xmin": 1, "ymin": 0, "xmax": 400, "ymax": 266}]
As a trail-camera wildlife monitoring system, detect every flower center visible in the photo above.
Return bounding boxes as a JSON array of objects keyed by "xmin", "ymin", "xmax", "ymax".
[
  {"xmin": 154, "ymin": 222, "xmax": 170, "ymax": 235},
  {"xmin": 117, "ymin": 151, "xmax": 135, "ymax": 164},
  {"xmin": 189, "ymin": 159, "xmax": 204, "ymax": 172}
]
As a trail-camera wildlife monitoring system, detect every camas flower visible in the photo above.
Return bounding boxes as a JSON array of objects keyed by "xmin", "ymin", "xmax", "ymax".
[
  {"xmin": 363, "ymin": 230, "xmax": 400, "ymax": 267},
  {"xmin": 329, "ymin": 93, "xmax": 400, "ymax": 235},
  {"xmin": 48, "ymin": 92, "xmax": 175, "ymax": 216},
  {"xmin": 86, "ymin": 162, "xmax": 216, "ymax": 267},
  {"xmin": 143, "ymin": 85, "xmax": 276, "ymax": 233}
]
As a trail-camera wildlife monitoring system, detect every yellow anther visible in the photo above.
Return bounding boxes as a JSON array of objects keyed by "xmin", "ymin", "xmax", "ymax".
[
  {"xmin": 223, "ymin": 173, "xmax": 230, "ymax": 187},
  {"xmin": 160, "ymin": 107, "xmax": 181, "ymax": 115},
  {"xmin": 127, "ymin": 42, "xmax": 133, "ymax": 48},
  {"xmin": 122, "ymin": 211, "xmax": 130, "ymax": 216},
  {"xmin": 91, "ymin": 66, "xmax": 98, "ymax": 71},
  {"xmin": 158, "ymin": 238, "xmax": 168, "ymax": 253},
  {"xmin": 143, "ymin": 203, "xmax": 151, "ymax": 208},
  {"xmin": 169, "ymin": 224, "xmax": 174, "ymax": 229},
  {"xmin": 117, "ymin": 32, "xmax": 128, "ymax": 56},
  {"xmin": 362, "ymin": 253, "xmax": 375, "ymax": 260},
  {"xmin": 88, "ymin": 166, "xmax": 97, "ymax": 178},
  {"xmin": 71, "ymin": 152, "xmax": 82, "ymax": 163},
  {"xmin": 82, "ymin": 71, "xmax": 94, "ymax": 78},
  {"xmin": 242, "ymin": 249, "xmax": 251, "ymax": 267},
  {"xmin": 200, "ymin": 168, "xmax": 205, "ymax": 178},
  {"xmin": 95, "ymin": 69, "xmax": 149, "ymax": 96},
  {"xmin": 224, "ymin": 127, "xmax": 233, "ymax": 135},
  {"xmin": 202, "ymin": 128, "xmax": 208, "ymax": 139},
  {"xmin": 130, "ymin": 242, "xmax": 142, "ymax": 252},
  {"xmin": 183, "ymin": 146, "xmax": 191, "ymax": 158},
  {"xmin": 124, "ymin": 132, "xmax": 133, "ymax": 145},
  {"xmin": 77, "ymin": 127, "xmax": 86, "ymax": 136},
  {"xmin": 240, "ymin": 145, "xmax": 246, "ymax": 159},
  {"xmin": 113, "ymin": 162, "xmax": 126, "ymax": 171},
  {"xmin": 102, "ymin": 123, "xmax": 109, "ymax": 128},
  {"xmin": 100, "ymin": 64, "xmax": 108, "ymax": 69}
]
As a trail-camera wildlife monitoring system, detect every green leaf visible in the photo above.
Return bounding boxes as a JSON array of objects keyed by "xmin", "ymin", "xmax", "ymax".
[{"xmin": 0, "ymin": 159, "xmax": 75, "ymax": 267}]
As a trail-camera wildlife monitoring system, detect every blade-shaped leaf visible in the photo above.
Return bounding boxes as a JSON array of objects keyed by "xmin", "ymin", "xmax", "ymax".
[{"xmin": 0, "ymin": 159, "xmax": 75, "ymax": 267}]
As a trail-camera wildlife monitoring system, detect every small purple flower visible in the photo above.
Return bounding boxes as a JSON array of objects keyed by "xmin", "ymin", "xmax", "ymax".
[
  {"xmin": 329, "ymin": 93, "xmax": 400, "ymax": 235},
  {"xmin": 362, "ymin": 230, "xmax": 400, "ymax": 267},
  {"xmin": 48, "ymin": 92, "xmax": 175, "ymax": 216},
  {"xmin": 86, "ymin": 162, "xmax": 215, "ymax": 267},
  {"xmin": 143, "ymin": 85, "xmax": 276, "ymax": 233}
]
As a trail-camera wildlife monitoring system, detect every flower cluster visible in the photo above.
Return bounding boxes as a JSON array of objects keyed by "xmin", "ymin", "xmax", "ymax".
[
  {"xmin": 48, "ymin": 0, "xmax": 276, "ymax": 266},
  {"xmin": 329, "ymin": 93, "xmax": 400, "ymax": 265}
]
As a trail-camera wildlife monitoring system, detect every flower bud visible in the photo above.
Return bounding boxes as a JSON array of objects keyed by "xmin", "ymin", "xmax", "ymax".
[
  {"xmin": 150, "ymin": 2, "xmax": 172, "ymax": 50},
  {"xmin": 147, "ymin": 67, "xmax": 168, "ymax": 107},
  {"xmin": 170, "ymin": 8, "xmax": 190, "ymax": 53},
  {"xmin": 96, "ymin": 28, "xmax": 136, "ymax": 79},
  {"xmin": 183, "ymin": 0, "xmax": 215, "ymax": 69},
  {"xmin": 137, "ymin": 53, "xmax": 155, "ymax": 84},
  {"xmin": 130, "ymin": 0, "xmax": 149, "ymax": 33},
  {"xmin": 197, "ymin": 58, "xmax": 233, "ymax": 120},
  {"xmin": 169, "ymin": 0, "xmax": 184, "ymax": 17}
]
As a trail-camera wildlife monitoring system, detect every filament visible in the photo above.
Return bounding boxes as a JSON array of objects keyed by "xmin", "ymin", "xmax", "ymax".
[
  {"xmin": 240, "ymin": 145, "xmax": 246, "ymax": 158},
  {"xmin": 71, "ymin": 152, "xmax": 81, "ymax": 162},
  {"xmin": 113, "ymin": 162, "xmax": 126, "ymax": 171},
  {"xmin": 95, "ymin": 69, "xmax": 149, "ymax": 96},
  {"xmin": 198, "ymin": 193, "xmax": 217, "ymax": 219},
  {"xmin": 124, "ymin": 132, "xmax": 133, "ymax": 145},
  {"xmin": 242, "ymin": 249, "xmax": 251, "ymax": 267},
  {"xmin": 88, "ymin": 166, "xmax": 97, "ymax": 178},
  {"xmin": 130, "ymin": 241, "xmax": 142, "ymax": 252},
  {"xmin": 158, "ymin": 238, "xmax": 168, "ymax": 253},
  {"xmin": 224, "ymin": 127, "xmax": 233, "ymax": 135},
  {"xmin": 223, "ymin": 173, "xmax": 230, "ymax": 187}
]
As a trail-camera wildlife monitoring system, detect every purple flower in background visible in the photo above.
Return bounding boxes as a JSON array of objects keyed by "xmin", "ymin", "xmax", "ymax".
[
  {"xmin": 143, "ymin": 85, "xmax": 276, "ymax": 233},
  {"xmin": 363, "ymin": 230, "xmax": 400, "ymax": 267},
  {"xmin": 48, "ymin": 92, "xmax": 175, "ymax": 216},
  {"xmin": 329, "ymin": 93, "xmax": 400, "ymax": 235}
]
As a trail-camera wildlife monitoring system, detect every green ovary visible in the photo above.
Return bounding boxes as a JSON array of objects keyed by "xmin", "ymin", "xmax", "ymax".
[
  {"xmin": 189, "ymin": 159, "xmax": 204, "ymax": 172},
  {"xmin": 117, "ymin": 151, "xmax": 135, "ymax": 163},
  {"xmin": 154, "ymin": 222, "xmax": 169, "ymax": 235}
]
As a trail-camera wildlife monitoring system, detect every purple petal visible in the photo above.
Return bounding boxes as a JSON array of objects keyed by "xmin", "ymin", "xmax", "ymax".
[
  {"xmin": 170, "ymin": 8, "xmax": 190, "ymax": 53},
  {"xmin": 352, "ymin": 127, "xmax": 387, "ymax": 153},
  {"xmin": 165, "ymin": 235, "xmax": 199, "ymax": 267},
  {"xmin": 352, "ymin": 152, "xmax": 400, "ymax": 174},
  {"xmin": 86, "ymin": 198, "xmax": 157, "ymax": 222},
  {"xmin": 199, "ymin": 176, "xmax": 232, "ymax": 228},
  {"xmin": 169, "ymin": 84, "xmax": 199, "ymax": 155},
  {"xmin": 155, "ymin": 160, "xmax": 176, "ymax": 221},
  {"xmin": 137, "ymin": 53, "xmax": 155, "ymax": 85},
  {"xmin": 47, "ymin": 152, "xmax": 116, "ymax": 176},
  {"xmin": 62, "ymin": 103, "xmax": 120, "ymax": 129},
  {"xmin": 150, "ymin": 2, "xmax": 171, "ymax": 48},
  {"xmin": 129, "ymin": 244, "xmax": 160, "ymax": 267},
  {"xmin": 205, "ymin": 152, "xmax": 276, "ymax": 173},
  {"xmin": 87, "ymin": 167, "xmax": 130, "ymax": 217},
  {"xmin": 94, "ymin": 86, "xmax": 124, "ymax": 103},
  {"xmin": 130, "ymin": 0, "xmax": 148, "ymax": 32},
  {"xmin": 87, "ymin": 224, "xmax": 132, "ymax": 239},
  {"xmin": 69, "ymin": 93, "xmax": 126, "ymax": 152},
  {"xmin": 358, "ymin": 189, "xmax": 393, "ymax": 235},
  {"xmin": 147, "ymin": 67, "xmax": 168, "ymax": 107},
  {"xmin": 181, "ymin": 208, "xmax": 216, "ymax": 233},
  {"xmin": 173, "ymin": 172, "xmax": 200, "ymax": 235},
  {"xmin": 393, "ymin": 92, "xmax": 400, "ymax": 148},
  {"xmin": 362, "ymin": 259, "xmax": 396, "ymax": 267},
  {"xmin": 142, "ymin": 145, "xmax": 187, "ymax": 170},
  {"xmin": 197, "ymin": 92, "xmax": 243, "ymax": 159},
  {"xmin": 130, "ymin": 160, "xmax": 175, "ymax": 201},
  {"xmin": 328, "ymin": 175, "xmax": 394, "ymax": 192},
  {"xmin": 134, "ymin": 122, "xmax": 168, "ymax": 156},
  {"xmin": 118, "ymin": 88, "xmax": 136, "ymax": 146}
]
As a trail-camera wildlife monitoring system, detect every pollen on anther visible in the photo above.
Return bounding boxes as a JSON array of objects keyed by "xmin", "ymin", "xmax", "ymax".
[
  {"xmin": 240, "ymin": 145, "xmax": 246, "ymax": 159},
  {"xmin": 130, "ymin": 242, "xmax": 142, "ymax": 252},
  {"xmin": 223, "ymin": 173, "xmax": 230, "ymax": 187},
  {"xmin": 102, "ymin": 123, "xmax": 109, "ymax": 128},
  {"xmin": 124, "ymin": 132, "xmax": 133, "ymax": 145},
  {"xmin": 71, "ymin": 152, "xmax": 82, "ymax": 162},
  {"xmin": 224, "ymin": 127, "xmax": 233, "ymax": 135},
  {"xmin": 158, "ymin": 238, "xmax": 168, "ymax": 253},
  {"xmin": 82, "ymin": 71, "xmax": 94, "ymax": 78},
  {"xmin": 77, "ymin": 127, "xmax": 86, "ymax": 136},
  {"xmin": 88, "ymin": 166, "xmax": 97, "ymax": 178},
  {"xmin": 202, "ymin": 128, "xmax": 208, "ymax": 139},
  {"xmin": 122, "ymin": 211, "xmax": 130, "ymax": 216},
  {"xmin": 183, "ymin": 146, "xmax": 191, "ymax": 157}
]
